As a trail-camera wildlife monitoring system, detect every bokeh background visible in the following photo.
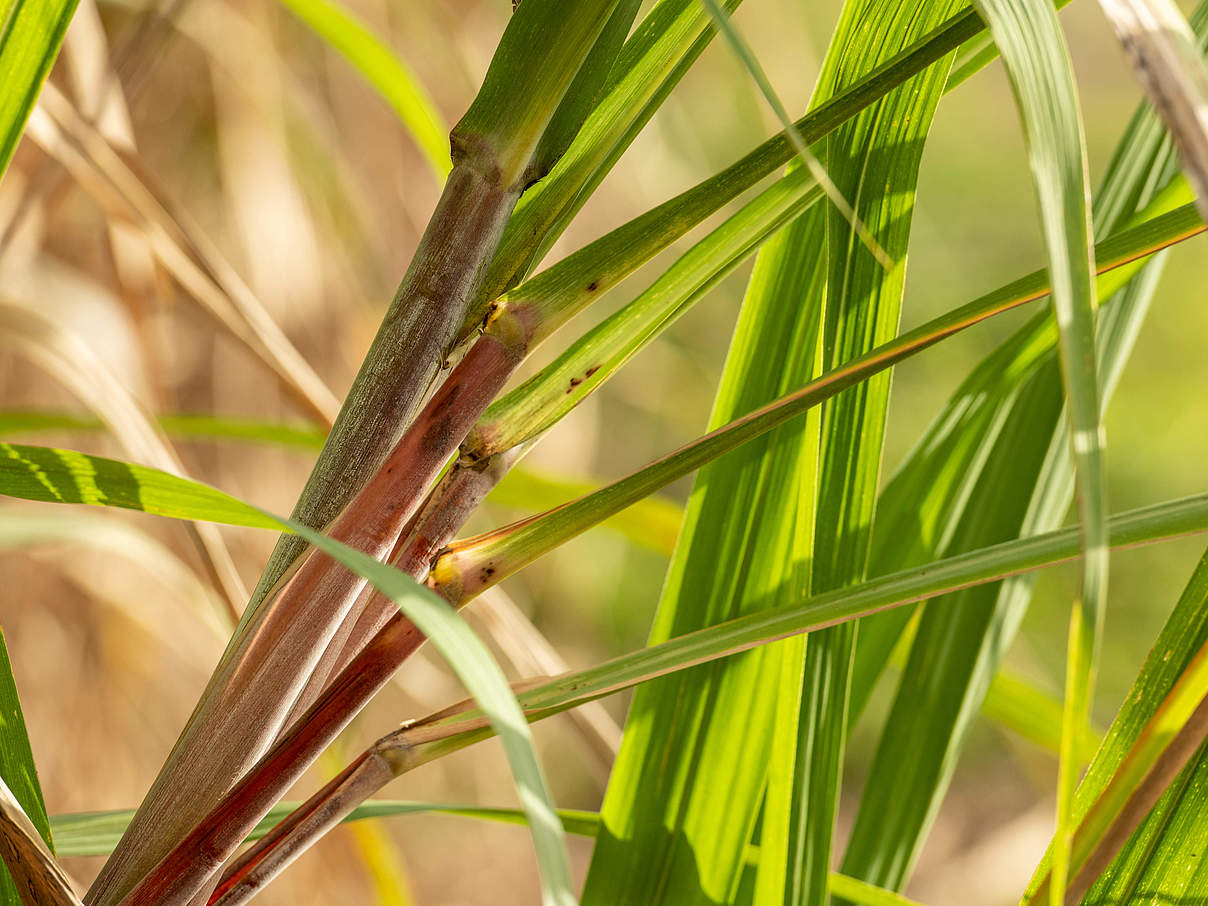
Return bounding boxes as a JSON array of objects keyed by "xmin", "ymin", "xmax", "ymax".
[{"xmin": 0, "ymin": 0, "xmax": 1206, "ymax": 903}]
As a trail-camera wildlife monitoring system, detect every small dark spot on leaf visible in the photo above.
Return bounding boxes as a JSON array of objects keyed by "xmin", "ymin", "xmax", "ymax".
[
  {"xmin": 585, "ymin": 366, "xmax": 600, "ymax": 378},
  {"xmin": 586, "ymin": 280, "xmax": 599, "ymax": 292}
]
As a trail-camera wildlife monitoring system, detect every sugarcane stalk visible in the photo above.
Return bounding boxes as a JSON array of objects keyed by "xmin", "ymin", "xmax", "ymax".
[
  {"xmin": 86, "ymin": 3, "xmax": 626, "ymax": 903},
  {"xmin": 287, "ymin": 0, "xmax": 1017, "ymax": 736}
]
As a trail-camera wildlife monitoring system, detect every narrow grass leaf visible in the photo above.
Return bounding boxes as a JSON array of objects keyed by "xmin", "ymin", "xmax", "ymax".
[
  {"xmin": 0, "ymin": 410, "xmax": 328, "ymax": 450},
  {"xmin": 408, "ymin": 497, "xmax": 1208, "ymax": 785},
  {"xmin": 51, "ymin": 802, "xmax": 603, "ymax": 858},
  {"xmin": 0, "ymin": 0, "xmax": 77, "ymax": 181},
  {"xmin": 0, "ymin": 629, "xmax": 55, "ymax": 906},
  {"xmin": 761, "ymin": 0, "xmax": 961, "ymax": 899},
  {"xmin": 1021, "ymin": 547, "xmax": 1208, "ymax": 905},
  {"xmin": 966, "ymin": 2, "xmax": 1104, "ymax": 901},
  {"xmin": 275, "ymin": 0, "xmax": 451, "ymax": 178},
  {"xmin": 575, "ymin": 184, "xmax": 827, "ymax": 906},
  {"xmin": 0, "ymin": 443, "xmax": 281, "ymax": 530}
]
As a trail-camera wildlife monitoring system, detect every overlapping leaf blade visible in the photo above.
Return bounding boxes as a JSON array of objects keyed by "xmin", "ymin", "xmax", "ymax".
[
  {"xmin": 1021, "ymin": 546, "xmax": 1208, "ymax": 904},
  {"xmin": 840, "ymin": 6, "xmax": 1201, "ymax": 890},
  {"xmin": 754, "ymin": 1, "xmax": 960, "ymax": 900},
  {"xmin": 578, "ymin": 0, "xmax": 958, "ymax": 901},
  {"xmin": 0, "ymin": 630, "xmax": 54, "ymax": 906},
  {"xmin": 951, "ymin": 1, "xmax": 1103, "ymax": 900}
]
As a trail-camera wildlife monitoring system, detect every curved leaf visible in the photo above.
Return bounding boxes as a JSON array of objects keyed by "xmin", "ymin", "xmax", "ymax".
[{"xmin": 0, "ymin": 444, "xmax": 571, "ymax": 906}]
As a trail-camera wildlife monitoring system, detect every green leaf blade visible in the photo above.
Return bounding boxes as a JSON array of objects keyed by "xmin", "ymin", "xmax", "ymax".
[
  {"xmin": 964, "ymin": 1, "xmax": 1104, "ymax": 900},
  {"xmin": 0, "ymin": 629, "xmax": 54, "ymax": 906},
  {"xmin": 0, "ymin": 0, "xmax": 78, "ymax": 182}
]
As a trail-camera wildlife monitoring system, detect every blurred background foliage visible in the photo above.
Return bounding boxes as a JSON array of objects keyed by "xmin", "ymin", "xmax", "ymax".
[{"xmin": 0, "ymin": 0, "xmax": 1205, "ymax": 903}]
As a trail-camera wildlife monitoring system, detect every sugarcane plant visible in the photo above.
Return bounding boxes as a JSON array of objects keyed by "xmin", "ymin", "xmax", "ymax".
[{"xmin": 1, "ymin": 0, "xmax": 1208, "ymax": 903}]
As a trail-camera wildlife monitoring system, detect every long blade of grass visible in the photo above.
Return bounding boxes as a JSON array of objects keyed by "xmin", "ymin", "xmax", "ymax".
[
  {"xmin": 0, "ymin": 629, "xmax": 56, "ymax": 906},
  {"xmin": 1021, "ymin": 547, "xmax": 1208, "ymax": 905},
  {"xmin": 964, "ymin": 3, "xmax": 1104, "ymax": 902},
  {"xmin": 425, "ymin": 495, "xmax": 1208, "ymax": 740},
  {"xmin": 51, "ymin": 802, "xmax": 604, "ymax": 858},
  {"xmin": 0, "ymin": 0, "xmax": 77, "ymax": 181},
  {"xmin": 578, "ymin": 191, "xmax": 827, "ymax": 904},
  {"xmin": 0, "ymin": 410, "xmax": 327, "ymax": 449},
  {"xmin": 1099, "ymin": 0, "xmax": 1208, "ymax": 221},
  {"xmin": 274, "ymin": 0, "xmax": 450, "ymax": 178},
  {"xmin": 428, "ymin": 198, "xmax": 1202, "ymax": 605},
  {"xmin": 698, "ymin": 0, "xmax": 891, "ymax": 268},
  {"xmin": 761, "ymin": 0, "xmax": 960, "ymax": 896},
  {"xmin": 839, "ymin": 15, "xmax": 1198, "ymax": 890}
]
